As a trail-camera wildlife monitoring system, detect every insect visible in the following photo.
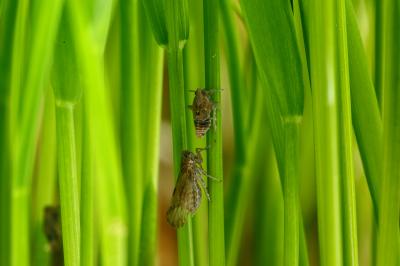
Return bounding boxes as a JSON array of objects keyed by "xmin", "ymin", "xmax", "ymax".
[
  {"xmin": 43, "ymin": 205, "xmax": 62, "ymax": 252},
  {"xmin": 189, "ymin": 88, "xmax": 217, "ymax": 137},
  {"xmin": 167, "ymin": 148, "xmax": 217, "ymax": 228}
]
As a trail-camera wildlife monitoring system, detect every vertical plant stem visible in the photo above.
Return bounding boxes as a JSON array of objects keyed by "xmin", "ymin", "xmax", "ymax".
[
  {"xmin": 226, "ymin": 84, "xmax": 263, "ymax": 266},
  {"xmin": 169, "ymin": 46, "xmax": 195, "ymax": 266},
  {"xmin": 204, "ymin": 0, "xmax": 225, "ymax": 265},
  {"xmin": 165, "ymin": 0, "xmax": 194, "ymax": 265},
  {"xmin": 299, "ymin": 0, "xmax": 382, "ymax": 219},
  {"xmin": 137, "ymin": 5, "xmax": 164, "ymax": 264},
  {"xmin": 32, "ymin": 89, "xmax": 57, "ymax": 266},
  {"xmin": 309, "ymin": 0, "xmax": 343, "ymax": 264},
  {"xmin": 374, "ymin": 0, "xmax": 383, "ymax": 107},
  {"xmin": 9, "ymin": 0, "xmax": 64, "ymax": 265},
  {"xmin": 52, "ymin": 9, "xmax": 84, "ymax": 265},
  {"xmin": 376, "ymin": 0, "xmax": 400, "ymax": 265},
  {"xmin": 120, "ymin": 0, "xmax": 143, "ymax": 265},
  {"xmin": 143, "ymin": 0, "xmax": 192, "ymax": 264},
  {"xmin": 9, "ymin": 2, "xmax": 29, "ymax": 264},
  {"xmin": 81, "ymin": 105, "xmax": 94, "ymax": 266},
  {"xmin": 0, "ymin": 0, "xmax": 17, "ymax": 264},
  {"xmin": 220, "ymin": 0, "xmax": 250, "ymax": 264},
  {"xmin": 283, "ymin": 118, "xmax": 301, "ymax": 266},
  {"xmin": 55, "ymin": 105, "xmax": 80, "ymax": 266},
  {"xmin": 183, "ymin": 0, "xmax": 207, "ymax": 264},
  {"xmin": 0, "ymin": 101, "xmax": 10, "ymax": 266},
  {"xmin": 253, "ymin": 114, "xmax": 284, "ymax": 266},
  {"xmin": 299, "ymin": 214, "xmax": 310, "ymax": 266},
  {"xmin": 337, "ymin": 0, "xmax": 359, "ymax": 264},
  {"xmin": 66, "ymin": 0, "xmax": 128, "ymax": 264}
]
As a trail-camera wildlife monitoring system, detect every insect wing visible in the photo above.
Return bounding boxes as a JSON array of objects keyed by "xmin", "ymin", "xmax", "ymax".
[{"xmin": 167, "ymin": 169, "xmax": 202, "ymax": 228}]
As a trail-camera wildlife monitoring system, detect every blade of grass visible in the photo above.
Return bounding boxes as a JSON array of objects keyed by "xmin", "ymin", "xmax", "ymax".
[
  {"xmin": 8, "ymin": 5, "xmax": 29, "ymax": 260},
  {"xmin": 203, "ymin": 0, "xmax": 226, "ymax": 264},
  {"xmin": 283, "ymin": 118, "xmax": 302, "ymax": 266},
  {"xmin": 299, "ymin": 0, "xmax": 382, "ymax": 219},
  {"xmin": 143, "ymin": 1, "xmax": 194, "ymax": 265},
  {"xmin": 52, "ymin": 10, "xmax": 84, "ymax": 265},
  {"xmin": 240, "ymin": 1, "xmax": 306, "ymax": 265},
  {"xmin": 373, "ymin": 0, "xmax": 383, "ymax": 107},
  {"xmin": 253, "ymin": 107, "xmax": 283, "ymax": 266},
  {"xmin": 309, "ymin": 0, "xmax": 343, "ymax": 264},
  {"xmin": 345, "ymin": 0, "xmax": 381, "ymax": 220},
  {"xmin": 54, "ymin": 105, "xmax": 81, "ymax": 266},
  {"xmin": 376, "ymin": 0, "xmax": 400, "ymax": 265},
  {"xmin": 9, "ymin": 0, "xmax": 64, "ymax": 265},
  {"xmin": 182, "ymin": 0, "xmax": 208, "ymax": 264},
  {"xmin": 0, "ymin": 0, "xmax": 17, "ymax": 264},
  {"xmin": 119, "ymin": 0, "xmax": 143, "ymax": 264},
  {"xmin": 81, "ymin": 103, "xmax": 94, "ymax": 266},
  {"xmin": 31, "ymin": 88, "xmax": 57, "ymax": 266},
  {"xmin": 165, "ymin": 1, "xmax": 196, "ymax": 265},
  {"xmin": 83, "ymin": 0, "xmax": 114, "ymax": 52},
  {"xmin": 137, "ymin": 3, "xmax": 164, "ymax": 264},
  {"xmin": 65, "ymin": 0, "xmax": 128, "ymax": 264},
  {"xmin": 336, "ymin": 0, "xmax": 359, "ymax": 264},
  {"xmin": 293, "ymin": 2, "xmax": 312, "ymax": 265},
  {"xmin": 226, "ymin": 79, "xmax": 264, "ymax": 266},
  {"xmin": 219, "ymin": 1, "xmax": 251, "ymax": 264},
  {"xmin": 239, "ymin": 0, "xmax": 305, "ymax": 179}
]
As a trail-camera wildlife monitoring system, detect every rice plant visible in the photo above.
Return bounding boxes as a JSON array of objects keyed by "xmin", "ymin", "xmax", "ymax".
[{"xmin": 0, "ymin": 0, "xmax": 398, "ymax": 265}]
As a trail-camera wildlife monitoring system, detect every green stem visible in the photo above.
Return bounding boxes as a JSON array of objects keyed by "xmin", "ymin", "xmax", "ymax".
[
  {"xmin": 168, "ymin": 47, "xmax": 195, "ymax": 266},
  {"xmin": 299, "ymin": 215, "xmax": 310, "ymax": 266},
  {"xmin": 309, "ymin": 0, "xmax": 343, "ymax": 264},
  {"xmin": 226, "ymin": 85, "xmax": 262, "ymax": 266},
  {"xmin": 337, "ymin": 0, "xmax": 359, "ymax": 264},
  {"xmin": 0, "ymin": 2, "xmax": 17, "ymax": 264},
  {"xmin": 220, "ymin": 0, "xmax": 245, "ymax": 158},
  {"xmin": 283, "ymin": 118, "xmax": 301, "ymax": 266},
  {"xmin": 32, "ymin": 89, "xmax": 57, "ymax": 266},
  {"xmin": 183, "ymin": 0, "xmax": 207, "ymax": 264},
  {"xmin": 9, "ymin": 2, "xmax": 29, "ymax": 263},
  {"xmin": 55, "ymin": 105, "xmax": 80, "ymax": 266},
  {"xmin": 374, "ymin": 0, "xmax": 383, "ymax": 108},
  {"xmin": 9, "ymin": 0, "xmax": 63, "ymax": 265},
  {"xmin": 81, "ymin": 104, "xmax": 94, "ymax": 266},
  {"xmin": 220, "ymin": 0, "xmax": 249, "ymax": 263},
  {"xmin": 66, "ymin": 1, "xmax": 128, "ymax": 264},
  {"xmin": 345, "ymin": 0, "xmax": 381, "ymax": 220},
  {"xmin": 138, "ymin": 6, "xmax": 164, "ymax": 264},
  {"xmin": 253, "ymin": 113, "xmax": 283, "ymax": 265},
  {"xmin": 165, "ymin": 0, "xmax": 193, "ymax": 265},
  {"xmin": 299, "ymin": 0, "xmax": 382, "ymax": 220},
  {"xmin": 376, "ymin": 0, "xmax": 400, "ymax": 265},
  {"xmin": 120, "ymin": 0, "xmax": 142, "ymax": 265},
  {"xmin": 204, "ymin": 0, "xmax": 225, "ymax": 265}
]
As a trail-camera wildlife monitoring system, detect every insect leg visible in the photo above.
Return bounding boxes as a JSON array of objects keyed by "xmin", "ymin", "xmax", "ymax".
[
  {"xmin": 195, "ymin": 146, "xmax": 210, "ymax": 155},
  {"xmin": 195, "ymin": 171, "xmax": 210, "ymax": 201},
  {"xmin": 198, "ymin": 168, "xmax": 221, "ymax": 182},
  {"xmin": 205, "ymin": 88, "xmax": 224, "ymax": 95}
]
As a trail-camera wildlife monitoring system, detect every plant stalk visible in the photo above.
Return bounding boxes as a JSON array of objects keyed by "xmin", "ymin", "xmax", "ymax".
[{"xmin": 204, "ymin": 0, "xmax": 225, "ymax": 265}]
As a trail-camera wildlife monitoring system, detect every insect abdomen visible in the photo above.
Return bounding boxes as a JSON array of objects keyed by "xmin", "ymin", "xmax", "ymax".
[
  {"xmin": 167, "ymin": 206, "xmax": 189, "ymax": 228},
  {"xmin": 194, "ymin": 118, "xmax": 211, "ymax": 137}
]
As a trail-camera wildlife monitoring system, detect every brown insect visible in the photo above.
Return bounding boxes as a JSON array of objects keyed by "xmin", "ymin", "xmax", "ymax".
[
  {"xmin": 43, "ymin": 205, "xmax": 62, "ymax": 252},
  {"xmin": 167, "ymin": 148, "xmax": 217, "ymax": 228},
  {"xmin": 189, "ymin": 88, "xmax": 217, "ymax": 137}
]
